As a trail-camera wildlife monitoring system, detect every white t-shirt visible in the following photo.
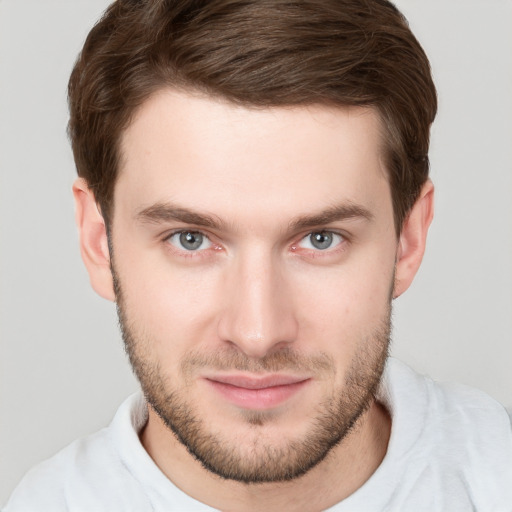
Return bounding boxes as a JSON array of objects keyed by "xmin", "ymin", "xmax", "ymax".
[{"xmin": 4, "ymin": 358, "xmax": 512, "ymax": 511}]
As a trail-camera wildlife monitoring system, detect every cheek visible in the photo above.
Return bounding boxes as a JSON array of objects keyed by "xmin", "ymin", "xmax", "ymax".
[
  {"xmin": 290, "ymin": 255, "xmax": 394, "ymax": 350},
  {"xmin": 114, "ymin": 246, "xmax": 222, "ymax": 354}
]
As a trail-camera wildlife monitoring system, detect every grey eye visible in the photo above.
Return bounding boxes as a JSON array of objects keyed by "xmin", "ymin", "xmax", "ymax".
[
  {"xmin": 179, "ymin": 231, "xmax": 204, "ymax": 250},
  {"xmin": 297, "ymin": 231, "xmax": 344, "ymax": 251},
  {"xmin": 309, "ymin": 231, "xmax": 333, "ymax": 250},
  {"xmin": 168, "ymin": 231, "xmax": 211, "ymax": 251},
  {"xmin": 180, "ymin": 231, "xmax": 203, "ymax": 251}
]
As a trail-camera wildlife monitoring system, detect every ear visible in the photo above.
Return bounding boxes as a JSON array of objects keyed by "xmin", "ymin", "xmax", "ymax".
[
  {"xmin": 73, "ymin": 178, "xmax": 115, "ymax": 301},
  {"xmin": 393, "ymin": 180, "xmax": 434, "ymax": 299}
]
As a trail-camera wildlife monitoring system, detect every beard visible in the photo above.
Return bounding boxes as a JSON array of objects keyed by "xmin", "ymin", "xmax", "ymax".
[{"xmin": 113, "ymin": 266, "xmax": 391, "ymax": 484}]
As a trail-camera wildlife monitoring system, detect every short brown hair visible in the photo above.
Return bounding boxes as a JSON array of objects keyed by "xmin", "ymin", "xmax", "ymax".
[{"xmin": 68, "ymin": 0, "xmax": 437, "ymax": 233}]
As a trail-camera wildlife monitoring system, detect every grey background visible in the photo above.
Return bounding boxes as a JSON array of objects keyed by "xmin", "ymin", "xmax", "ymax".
[{"xmin": 1, "ymin": 0, "xmax": 511, "ymax": 504}]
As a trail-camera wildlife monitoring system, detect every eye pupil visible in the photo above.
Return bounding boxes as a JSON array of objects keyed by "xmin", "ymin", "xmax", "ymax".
[
  {"xmin": 179, "ymin": 231, "xmax": 203, "ymax": 250},
  {"xmin": 310, "ymin": 231, "xmax": 333, "ymax": 250}
]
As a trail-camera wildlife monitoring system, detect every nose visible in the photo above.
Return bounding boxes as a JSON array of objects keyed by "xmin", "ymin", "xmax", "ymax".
[{"xmin": 217, "ymin": 247, "xmax": 299, "ymax": 358}]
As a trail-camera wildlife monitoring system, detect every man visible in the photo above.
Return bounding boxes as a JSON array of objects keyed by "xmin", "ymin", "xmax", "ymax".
[{"xmin": 4, "ymin": 0, "xmax": 512, "ymax": 510}]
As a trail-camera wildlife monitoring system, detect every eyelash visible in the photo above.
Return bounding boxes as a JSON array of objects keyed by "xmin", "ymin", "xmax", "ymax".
[{"xmin": 162, "ymin": 229, "xmax": 349, "ymax": 259}]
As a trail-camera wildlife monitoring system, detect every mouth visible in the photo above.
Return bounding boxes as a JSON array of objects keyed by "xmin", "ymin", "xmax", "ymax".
[{"xmin": 203, "ymin": 374, "xmax": 311, "ymax": 410}]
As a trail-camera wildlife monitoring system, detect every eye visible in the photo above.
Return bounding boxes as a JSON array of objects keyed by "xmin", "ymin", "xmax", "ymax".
[
  {"xmin": 297, "ymin": 231, "xmax": 344, "ymax": 251},
  {"xmin": 167, "ymin": 231, "xmax": 212, "ymax": 251}
]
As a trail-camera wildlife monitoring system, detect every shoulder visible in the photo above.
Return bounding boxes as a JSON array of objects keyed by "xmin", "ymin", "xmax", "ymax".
[
  {"xmin": 4, "ymin": 429, "xmax": 111, "ymax": 511},
  {"xmin": 417, "ymin": 365, "xmax": 511, "ymax": 446},
  {"xmin": 384, "ymin": 357, "xmax": 512, "ymax": 452},
  {"xmin": 380, "ymin": 358, "xmax": 512, "ymax": 509},
  {"xmin": 3, "ymin": 394, "xmax": 152, "ymax": 512},
  {"xmin": 384, "ymin": 357, "xmax": 511, "ymax": 427}
]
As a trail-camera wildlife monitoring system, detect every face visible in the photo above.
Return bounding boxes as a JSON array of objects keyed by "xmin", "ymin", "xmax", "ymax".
[{"xmin": 110, "ymin": 90, "xmax": 398, "ymax": 482}]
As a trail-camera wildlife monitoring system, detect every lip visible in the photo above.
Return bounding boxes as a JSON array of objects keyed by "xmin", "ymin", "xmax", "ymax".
[{"xmin": 203, "ymin": 374, "xmax": 310, "ymax": 410}]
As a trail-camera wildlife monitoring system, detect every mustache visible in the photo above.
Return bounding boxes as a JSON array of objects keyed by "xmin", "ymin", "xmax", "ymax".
[{"xmin": 181, "ymin": 347, "xmax": 335, "ymax": 375}]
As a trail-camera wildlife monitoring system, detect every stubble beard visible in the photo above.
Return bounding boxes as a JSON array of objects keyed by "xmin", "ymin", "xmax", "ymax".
[{"xmin": 112, "ymin": 266, "xmax": 391, "ymax": 484}]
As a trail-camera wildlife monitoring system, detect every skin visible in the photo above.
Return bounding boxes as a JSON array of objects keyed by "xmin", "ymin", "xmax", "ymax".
[{"xmin": 74, "ymin": 89, "xmax": 434, "ymax": 511}]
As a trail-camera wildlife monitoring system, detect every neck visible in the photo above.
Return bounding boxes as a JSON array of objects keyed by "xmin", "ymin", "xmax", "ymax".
[{"xmin": 140, "ymin": 399, "xmax": 391, "ymax": 511}]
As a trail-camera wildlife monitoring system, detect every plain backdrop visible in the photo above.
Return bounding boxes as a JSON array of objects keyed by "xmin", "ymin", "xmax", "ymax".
[{"xmin": 1, "ymin": 0, "xmax": 511, "ymax": 504}]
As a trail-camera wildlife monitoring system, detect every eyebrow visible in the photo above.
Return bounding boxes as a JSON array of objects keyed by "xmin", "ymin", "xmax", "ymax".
[
  {"xmin": 288, "ymin": 202, "xmax": 374, "ymax": 231},
  {"xmin": 135, "ymin": 201, "xmax": 373, "ymax": 232},
  {"xmin": 136, "ymin": 203, "xmax": 226, "ymax": 229}
]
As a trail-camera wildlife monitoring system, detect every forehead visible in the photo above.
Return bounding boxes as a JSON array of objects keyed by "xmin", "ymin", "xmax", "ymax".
[{"xmin": 115, "ymin": 89, "xmax": 392, "ymax": 230}]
